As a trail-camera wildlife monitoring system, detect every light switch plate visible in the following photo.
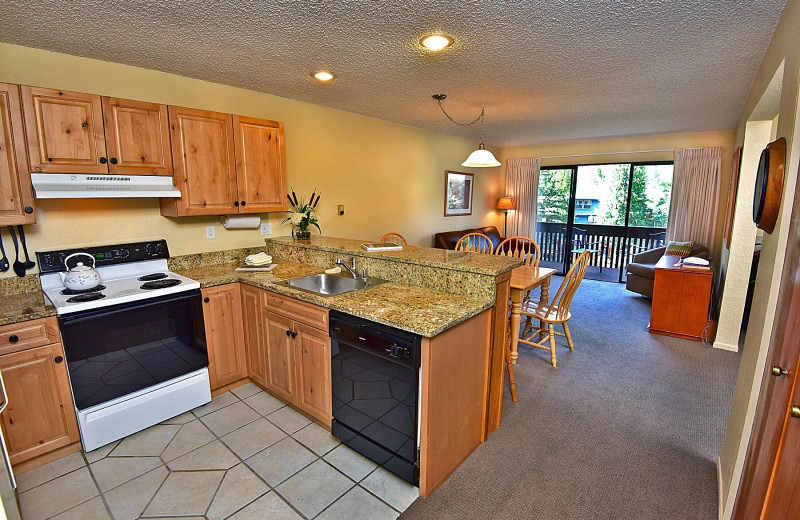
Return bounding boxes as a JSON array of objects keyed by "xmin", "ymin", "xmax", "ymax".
[
  {"xmin": 338, "ymin": 204, "xmax": 344, "ymax": 215},
  {"xmin": 260, "ymin": 222, "xmax": 272, "ymax": 235},
  {"xmin": 206, "ymin": 226, "xmax": 216, "ymax": 239}
]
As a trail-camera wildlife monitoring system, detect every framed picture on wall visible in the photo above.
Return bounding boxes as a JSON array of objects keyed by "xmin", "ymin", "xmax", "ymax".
[
  {"xmin": 444, "ymin": 171, "xmax": 474, "ymax": 216},
  {"xmin": 724, "ymin": 146, "xmax": 743, "ymax": 249}
]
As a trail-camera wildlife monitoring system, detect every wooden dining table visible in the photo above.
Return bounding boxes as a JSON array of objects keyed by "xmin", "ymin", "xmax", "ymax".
[{"xmin": 508, "ymin": 265, "xmax": 557, "ymax": 364}]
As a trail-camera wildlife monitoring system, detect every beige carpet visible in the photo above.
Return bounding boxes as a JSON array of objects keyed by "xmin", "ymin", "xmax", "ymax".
[{"xmin": 401, "ymin": 277, "xmax": 739, "ymax": 520}]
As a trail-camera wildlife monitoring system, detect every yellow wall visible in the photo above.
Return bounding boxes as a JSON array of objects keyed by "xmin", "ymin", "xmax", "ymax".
[
  {"xmin": 499, "ymin": 130, "xmax": 736, "ymax": 262},
  {"xmin": 718, "ymin": 2, "xmax": 800, "ymax": 517},
  {"xmin": 0, "ymin": 43, "xmax": 505, "ymax": 279}
]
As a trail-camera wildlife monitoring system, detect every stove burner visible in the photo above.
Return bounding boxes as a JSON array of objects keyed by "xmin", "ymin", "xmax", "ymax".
[
  {"xmin": 66, "ymin": 292, "xmax": 106, "ymax": 303},
  {"xmin": 61, "ymin": 285, "xmax": 107, "ymax": 295},
  {"xmin": 141, "ymin": 279, "xmax": 182, "ymax": 290},
  {"xmin": 138, "ymin": 273, "xmax": 168, "ymax": 281}
]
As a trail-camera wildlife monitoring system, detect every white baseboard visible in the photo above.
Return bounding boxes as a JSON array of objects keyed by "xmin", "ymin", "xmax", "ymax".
[
  {"xmin": 717, "ymin": 457, "xmax": 724, "ymax": 520},
  {"xmin": 713, "ymin": 341, "xmax": 739, "ymax": 352}
]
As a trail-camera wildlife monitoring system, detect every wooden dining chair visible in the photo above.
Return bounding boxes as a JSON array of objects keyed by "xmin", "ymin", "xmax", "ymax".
[
  {"xmin": 381, "ymin": 232, "xmax": 408, "ymax": 245},
  {"xmin": 517, "ymin": 250, "xmax": 590, "ymax": 367},
  {"xmin": 455, "ymin": 233, "xmax": 494, "ymax": 254},
  {"xmin": 495, "ymin": 236, "xmax": 540, "ymax": 267}
]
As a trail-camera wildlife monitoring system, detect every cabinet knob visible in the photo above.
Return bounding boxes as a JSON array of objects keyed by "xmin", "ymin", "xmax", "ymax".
[
  {"xmin": 241, "ymin": 201, "xmax": 246, "ymax": 207},
  {"xmin": 291, "ymin": 331, "xmax": 298, "ymax": 338},
  {"xmin": 791, "ymin": 406, "xmax": 800, "ymax": 419},
  {"xmin": 99, "ymin": 157, "xmax": 107, "ymax": 164},
  {"xmin": 54, "ymin": 356, "xmax": 63, "ymax": 364},
  {"xmin": 109, "ymin": 157, "xmax": 118, "ymax": 165},
  {"xmin": 81, "ymin": 121, "xmax": 88, "ymax": 128},
  {"xmin": 285, "ymin": 329, "xmax": 292, "ymax": 337},
  {"xmin": 24, "ymin": 206, "xmax": 33, "ymax": 214},
  {"xmin": 203, "ymin": 297, "xmax": 210, "ymax": 303},
  {"xmin": 8, "ymin": 335, "xmax": 18, "ymax": 343},
  {"xmin": 234, "ymin": 201, "xmax": 239, "ymax": 207},
  {"xmin": 771, "ymin": 366, "xmax": 789, "ymax": 377}
]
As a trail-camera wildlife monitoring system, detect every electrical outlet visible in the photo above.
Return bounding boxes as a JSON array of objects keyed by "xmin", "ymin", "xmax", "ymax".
[
  {"xmin": 206, "ymin": 226, "xmax": 216, "ymax": 239},
  {"xmin": 260, "ymin": 222, "xmax": 272, "ymax": 235}
]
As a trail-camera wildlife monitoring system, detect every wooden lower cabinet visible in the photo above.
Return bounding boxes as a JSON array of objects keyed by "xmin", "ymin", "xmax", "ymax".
[
  {"xmin": 649, "ymin": 256, "xmax": 713, "ymax": 341},
  {"xmin": 202, "ymin": 284, "xmax": 247, "ymax": 389},
  {"xmin": 293, "ymin": 323, "xmax": 332, "ymax": 425},
  {"xmin": 241, "ymin": 284, "xmax": 266, "ymax": 387},
  {"xmin": 0, "ymin": 341, "xmax": 80, "ymax": 465},
  {"xmin": 261, "ymin": 309, "xmax": 296, "ymax": 404}
]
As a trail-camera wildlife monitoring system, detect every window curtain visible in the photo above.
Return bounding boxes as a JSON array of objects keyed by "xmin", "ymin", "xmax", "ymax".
[
  {"xmin": 505, "ymin": 157, "xmax": 541, "ymax": 237},
  {"xmin": 666, "ymin": 147, "xmax": 721, "ymax": 255}
]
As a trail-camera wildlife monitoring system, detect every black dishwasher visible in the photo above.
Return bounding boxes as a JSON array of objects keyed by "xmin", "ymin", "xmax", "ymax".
[{"xmin": 330, "ymin": 310, "xmax": 421, "ymax": 485}]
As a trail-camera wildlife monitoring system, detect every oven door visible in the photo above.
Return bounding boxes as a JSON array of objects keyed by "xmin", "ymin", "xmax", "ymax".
[{"xmin": 58, "ymin": 289, "xmax": 208, "ymax": 411}]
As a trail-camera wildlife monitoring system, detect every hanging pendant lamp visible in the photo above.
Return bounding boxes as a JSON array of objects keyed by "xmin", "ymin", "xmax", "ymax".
[{"xmin": 433, "ymin": 94, "xmax": 501, "ymax": 168}]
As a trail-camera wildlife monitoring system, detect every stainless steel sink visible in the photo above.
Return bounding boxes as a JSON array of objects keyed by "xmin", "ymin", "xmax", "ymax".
[{"xmin": 276, "ymin": 273, "xmax": 389, "ymax": 297}]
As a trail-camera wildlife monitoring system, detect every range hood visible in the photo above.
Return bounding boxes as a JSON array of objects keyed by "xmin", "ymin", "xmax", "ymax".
[{"xmin": 30, "ymin": 174, "xmax": 182, "ymax": 198}]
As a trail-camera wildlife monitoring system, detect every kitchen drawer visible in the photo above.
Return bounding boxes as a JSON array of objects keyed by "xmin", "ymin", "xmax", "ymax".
[
  {"xmin": 264, "ymin": 291, "xmax": 329, "ymax": 332},
  {"xmin": 0, "ymin": 317, "xmax": 60, "ymax": 355}
]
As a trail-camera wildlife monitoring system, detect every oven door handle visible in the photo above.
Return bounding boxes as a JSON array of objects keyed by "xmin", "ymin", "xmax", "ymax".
[{"xmin": 59, "ymin": 289, "xmax": 201, "ymax": 325}]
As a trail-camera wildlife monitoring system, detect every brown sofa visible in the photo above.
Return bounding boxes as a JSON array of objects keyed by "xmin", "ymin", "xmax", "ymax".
[
  {"xmin": 433, "ymin": 226, "xmax": 504, "ymax": 251},
  {"xmin": 625, "ymin": 243, "xmax": 710, "ymax": 298}
]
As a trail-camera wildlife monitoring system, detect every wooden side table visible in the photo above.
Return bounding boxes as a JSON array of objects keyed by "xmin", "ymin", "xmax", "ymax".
[{"xmin": 649, "ymin": 255, "xmax": 713, "ymax": 342}]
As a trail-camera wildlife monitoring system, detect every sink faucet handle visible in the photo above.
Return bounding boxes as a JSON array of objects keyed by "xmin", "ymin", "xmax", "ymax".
[
  {"xmin": 361, "ymin": 268, "xmax": 368, "ymax": 280},
  {"xmin": 350, "ymin": 257, "xmax": 357, "ymax": 269}
]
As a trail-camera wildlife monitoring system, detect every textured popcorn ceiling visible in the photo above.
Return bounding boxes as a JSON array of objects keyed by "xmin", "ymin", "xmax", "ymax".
[{"xmin": 0, "ymin": 0, "xmax": 786, "ymax": 147}]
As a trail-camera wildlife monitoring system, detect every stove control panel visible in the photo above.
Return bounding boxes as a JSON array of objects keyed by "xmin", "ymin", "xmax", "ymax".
[{"xmin": 37, "ymin": 240, "xmax": 171, "ymax": 274}]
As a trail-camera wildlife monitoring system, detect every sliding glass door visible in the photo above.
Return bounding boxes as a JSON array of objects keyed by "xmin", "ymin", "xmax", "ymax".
[{"xmin": 536, "ymin": 162, "xmax": 673, "ymax": 282}]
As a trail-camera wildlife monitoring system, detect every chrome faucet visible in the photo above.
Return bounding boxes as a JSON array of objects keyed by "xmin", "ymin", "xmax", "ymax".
[{"xmin": 335, "ymin": 257, "xmax": 358, "ymax": 279}]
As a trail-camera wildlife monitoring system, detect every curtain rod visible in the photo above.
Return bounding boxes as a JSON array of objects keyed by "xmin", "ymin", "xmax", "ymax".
[{"xmin": 538, "ymin": 148, "xmax": 684, "ymax": 160}]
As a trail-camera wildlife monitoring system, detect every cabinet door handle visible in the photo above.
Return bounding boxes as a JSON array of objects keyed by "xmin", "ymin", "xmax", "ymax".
[
  {"xmin": 54, "ymin": 356, "xmax": 63, "ymax": 364},
  {"xmin": 24, "ymin": 206, "xmax": 33, "ymax": 214},
  {"xmin": 8, "ymin": 335, "xmax": 18, "ymax": 343},
  {"xmin": 241, "ymin": 200, "xmax": 246, "ymax": 207},
  {"xmin": 203, "ymin": 297, "xmax": 210, "ymax": 303},
  {"xmin": 771, "ymin": 366, "xmax": 789, "ymax": 377},
  {"xmin": 109, "ymin": 157, "xmax": 118, "ymax": 165},
  {"xmin": 234, "ymin": 201, "xmax": 239, "ymax": 207},
  {"xmin": 99, "ymin": 157, "xmax": 107, "ymax": 164},
  {"xmin": 291, "ymin": 331, "xmax": 298, "ymax": 338},
  {"xmin": 285, "ymin": 329, "xmax": 292, "ymax": 337},
  {"xmin": 790, "ymin": 406, "xmax": 800, "ymax": 419}
]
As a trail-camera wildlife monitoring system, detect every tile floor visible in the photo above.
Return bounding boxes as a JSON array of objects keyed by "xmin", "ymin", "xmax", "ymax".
[{"xmin": 15, "ymin": 383, "xmax": 418, "ymax": 520}]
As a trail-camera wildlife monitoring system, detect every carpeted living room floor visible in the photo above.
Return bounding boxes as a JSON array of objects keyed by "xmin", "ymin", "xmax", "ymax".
[{"xmin": 401, "ymin": 277, "xmax": 740, "ymax": 520}]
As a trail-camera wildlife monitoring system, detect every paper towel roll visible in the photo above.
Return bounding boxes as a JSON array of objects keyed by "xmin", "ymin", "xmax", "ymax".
[{"xmin": 219, "ymin": 215, "xmax": 261, "ymax": 229}]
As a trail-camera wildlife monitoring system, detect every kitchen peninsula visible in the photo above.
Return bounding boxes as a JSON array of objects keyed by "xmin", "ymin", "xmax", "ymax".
[{"xmin": 0, "ymin": 236, "xmax": 520, "ymax": 498}]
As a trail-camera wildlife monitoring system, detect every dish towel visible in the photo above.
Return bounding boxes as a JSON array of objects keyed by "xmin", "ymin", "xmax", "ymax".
[{"xmin": 245, "ymin": 253, "xmax": 273, "ymax": 266}]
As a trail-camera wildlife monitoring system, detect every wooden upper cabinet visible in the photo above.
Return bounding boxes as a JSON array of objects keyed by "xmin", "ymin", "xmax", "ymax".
[
  {"xmin": 21, "ymin": 86, "xmax": 107, "ymax": 174},
  {"xmin": 233, "ymin": 115, "xmax": 287, "ymax": 213},
  {"xmin": 202, "ymin": 284, "xmax": 247, "ymax": 390},
  {"xmin": 102, "ymin": 97, "xmax": 173, "ymax": 175},
  {"xmin": 0, "ymin": 84, "xmax": 35, "ymax": 225},
  {"xmin": 162, "ymin": 106, "xmax": 238, "ymax": 216}
]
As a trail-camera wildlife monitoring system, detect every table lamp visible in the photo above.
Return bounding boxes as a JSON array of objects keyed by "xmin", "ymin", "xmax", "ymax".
[{"xmin": 497, "ymin": 196, "xmax": 515, "ymax": 237}]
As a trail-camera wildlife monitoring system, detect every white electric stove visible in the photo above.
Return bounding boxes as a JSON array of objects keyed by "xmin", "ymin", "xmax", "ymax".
[{"xmin": 37, "ymin": 240, "xmax": 211, "ymax": 451}]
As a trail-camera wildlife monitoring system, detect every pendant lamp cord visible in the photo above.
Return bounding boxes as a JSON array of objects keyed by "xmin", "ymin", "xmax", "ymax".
[{"xmin": 435, "ymin": 96, "xmax": 488, "ymax": 145}]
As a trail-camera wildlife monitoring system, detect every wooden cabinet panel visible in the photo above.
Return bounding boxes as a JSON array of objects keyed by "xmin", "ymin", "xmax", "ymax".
[
  {"xmin": 0, "ymin": 84, "xmax": 35, "ymax": 225},
  {"xmin": 202, "ymin": 285, "xmax": 246, "ymax": 389},
  {"xmin": 233, "ymin": 115, "xmax": 287, "ymax": 213},
  {"xmin": 294, "ymin": 323, "xmax": 331, "ymax": 424},
  {"xmin": 102, "ymin": 97, "xmax": 172, "ymax": 175},
  {"xmin": 265, "ymin": 292, "xmax": 329, "ymax": 331},
  {"xmin": 162, "ymin": 106, "xmax": 238, "ymax": 216},
  {"xmin": 649, "ymin": 257, "xmax": 712, "ymax": 341},
  {"xmin": 261, "ymin": 309, "xmax": 296, "ymax": 404},
  {"xmin": 21, "ymin": 86, "xmax": 107, "ymax": 174},
  {"xmin": 0, "ymin": 317, "xmax": 59, "ymax": 356},
  {"xmin": 0, "ymin": 342, "xmax": 80, "ymax": 465},
  {"xmin": 241, "ymin": 284, "xmax": 266, "ymax": 387}
]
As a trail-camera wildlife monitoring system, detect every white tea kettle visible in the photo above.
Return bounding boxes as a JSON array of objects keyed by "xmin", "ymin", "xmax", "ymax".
[{"xmin": 60, "ymin": 252, "xmax": 102, "ymax": 291}]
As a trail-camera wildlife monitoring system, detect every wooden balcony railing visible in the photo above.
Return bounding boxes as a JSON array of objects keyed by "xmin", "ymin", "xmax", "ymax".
[{"xmin": 535, "ymin": 222, "xmax": 666, "ymax": 272}]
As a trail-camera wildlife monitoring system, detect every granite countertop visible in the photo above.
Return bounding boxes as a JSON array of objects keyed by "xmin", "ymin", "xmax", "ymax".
[
  {"xmin": 267, "ymin": 236, "xmax": 521, "ymax": 276},
  {"xmin": 0, "ymin": 291, "xmax": 57, "ymax": 327},
  {"xmin": 175, "ymin": 261, "xmax": 494, "ymax": 337}
]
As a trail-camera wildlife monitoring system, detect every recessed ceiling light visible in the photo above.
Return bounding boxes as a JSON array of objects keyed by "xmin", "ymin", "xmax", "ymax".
[
  {"xmin": 313, "ymin": 71, "xmax": 334, "ymax": 82},
  {"xmin": 420, "ymin": 34, "xmax": 453, "ymax": 51}
]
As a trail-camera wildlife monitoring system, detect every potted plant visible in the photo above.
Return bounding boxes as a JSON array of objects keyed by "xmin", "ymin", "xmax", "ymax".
[{"xmin": 282, "ymin": 189, "xmax": 321, "ymax": 240}]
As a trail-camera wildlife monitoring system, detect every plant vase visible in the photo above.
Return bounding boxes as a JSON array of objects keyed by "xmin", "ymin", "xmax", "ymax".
[{"xmin": 293, "ymin": 228, "xmax": 312, "ymax": 241}]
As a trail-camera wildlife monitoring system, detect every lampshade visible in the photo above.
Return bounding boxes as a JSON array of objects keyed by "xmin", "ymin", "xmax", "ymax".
[
  {"xmin": 496, "ymin": 196, "xmax": 515, "ymax": 210},
  {"xmin": 461, "ymin": 143, "xmax": 501, "ymax": 168}
]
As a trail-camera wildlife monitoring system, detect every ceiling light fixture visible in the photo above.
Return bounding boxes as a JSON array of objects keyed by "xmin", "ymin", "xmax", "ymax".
[
  {"xmin": 433, "ymin": 94, "xmax": 501, "ymax": 168},
  {"xmin": 420, "ymin": 34, "xmax": 453, "ymax": 51},
  {"xmin": 313, "ymin": 71, "xmax": 334, "ymax": 82}
]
